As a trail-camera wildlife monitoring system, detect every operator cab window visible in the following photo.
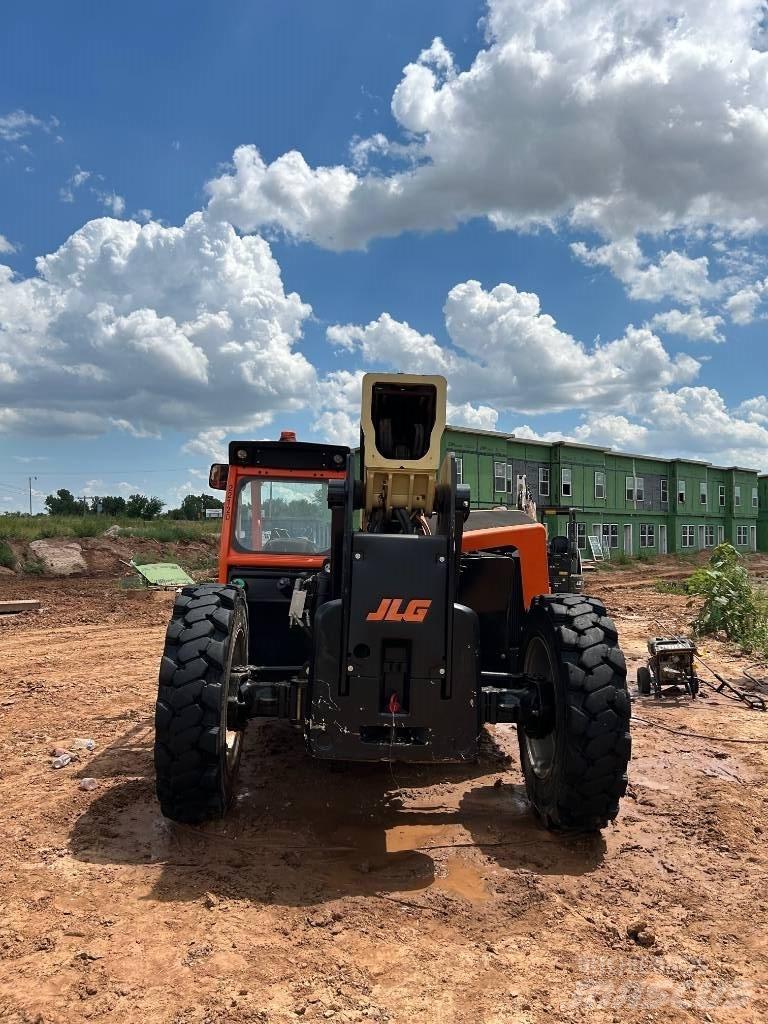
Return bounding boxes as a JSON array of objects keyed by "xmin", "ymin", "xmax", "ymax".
[{"xmin": 234, "ymin": 478, "xmax": 331, "ymax": 554}]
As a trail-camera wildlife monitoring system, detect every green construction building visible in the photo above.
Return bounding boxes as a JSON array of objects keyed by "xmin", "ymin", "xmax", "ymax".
[{"xmin": 442, "ymin": 425, "xmax": 763, "ymax": 556}]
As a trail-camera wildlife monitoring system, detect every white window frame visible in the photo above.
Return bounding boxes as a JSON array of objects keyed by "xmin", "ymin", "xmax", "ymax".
[
  {"xmin": 752, "ymin": 487, "xmax": 759, "ymax": 509},
  {"xmin": 681, "ymin": 525, "xmax": 695, "ymax": 548},
  {"xmin": 506, "ymin": 463, "xmax": 515, "ymax": 494},
  {"xmin": 561, "ymin": 467, "xmax": 572, "ymax": 498},
  {"xmin": 704, "ymin": 525, "xmax": 715, "ymax": 547},
  {"xmin": 660, "ymin": 479, "xmax": 669, "ymax": 505},
  {"xmin": 594, "ymin": 471, "xmax": 606, "ymax": 500},
  {"xmin": 699, "ymin": 481, "xmax": 707, "ymax": 507},
  {"xmin": 719, "ymin": 484, "xmax": 726, "ymax": 508},
  {"xmin": 455, "ymin": 456, "xmax": 463, "ymax": 484},
  {"xmin": 717, "ymin": 525, "xmax": 725, "ymax": 544},
  {"xmin": 601, "ymin": 523, "xmax": 619, "ymax": 549},
  {"xmin": 735, "ymin": 485, "xmax": 741, "ymax": 507},
  {"xmin": 576, "ymin": 523, "xmax": 586, "ymax": 550},
  {"xmin": 636, "ymin": 477, "xmax": 644, "ymax": 502},
  {"xmin": 678, "ymin": 480, "xmax": 686, "ymax": 504},
  {"xmin": 538, "ymin": 467, "xmax": 550, "ymax": 497},
  {"xmin": 640, "ymin": 524, "xmax": 655, "ymax": 548},
  {"xmin": 625, "ymin": 475, "xmax": 634, "ymax": 501},
  {"xmin": 494, "ymin": 461, "xmax": 506, "ymax": 493},
  {"xmin": 737, "ymin": 525, "xmax": 748, "ymax": 546}
]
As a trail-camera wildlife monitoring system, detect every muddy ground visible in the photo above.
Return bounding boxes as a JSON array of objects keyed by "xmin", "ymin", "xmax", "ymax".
[{"xmin": 1, "ymin": 568, "xmax": 767, "ymax": 1024}]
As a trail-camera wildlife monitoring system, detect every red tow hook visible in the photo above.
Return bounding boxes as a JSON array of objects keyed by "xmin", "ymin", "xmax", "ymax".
[{"xmin": 387, "ymin": 692, "xmax": 402, "ymax": 714}]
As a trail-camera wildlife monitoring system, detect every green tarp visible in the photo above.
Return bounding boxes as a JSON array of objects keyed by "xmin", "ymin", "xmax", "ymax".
[{"xmin": 130, "ymin": 561, "xmax": 194, "ymax": 587}]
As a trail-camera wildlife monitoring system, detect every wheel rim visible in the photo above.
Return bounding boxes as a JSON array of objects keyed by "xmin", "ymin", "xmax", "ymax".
[
  {"xmin": 224, "ymin": 623, "xmax": 246, "ymax": 772},
  {"xmin": 522, "ymin": 634, "xmax": 557, "ymax": 779}
]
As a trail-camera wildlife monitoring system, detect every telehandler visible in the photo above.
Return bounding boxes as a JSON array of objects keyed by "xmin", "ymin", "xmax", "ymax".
[{"xmin": 154, "ymin": 374, "xmax": 630, "ymax": 831}]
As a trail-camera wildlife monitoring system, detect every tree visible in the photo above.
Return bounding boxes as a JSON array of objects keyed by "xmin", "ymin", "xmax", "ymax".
[
  {"xmin": 97, "ymin": 495, "xmax": 127, "ymax": 517},
  {"xmin": 125, "ymin": 493, "xmax": 165, "ymax": 519},
  {"xmin": 168, "ymin": 493, "xmax": 224, "ymax": 520},
  {"xmin": 45, "ymin": 489, "xmax": 81, "ymax": 516}
]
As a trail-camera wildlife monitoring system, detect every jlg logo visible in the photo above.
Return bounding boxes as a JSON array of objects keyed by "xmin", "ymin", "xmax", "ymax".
[{"xmin": 366, "ymin": 598, "xmax": 432, "ymax": 623}]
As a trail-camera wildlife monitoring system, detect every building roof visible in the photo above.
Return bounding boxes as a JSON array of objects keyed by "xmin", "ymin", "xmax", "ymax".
[{"xmin": 445, "ymin": 424, "xmax": 761, "ymax": 474}]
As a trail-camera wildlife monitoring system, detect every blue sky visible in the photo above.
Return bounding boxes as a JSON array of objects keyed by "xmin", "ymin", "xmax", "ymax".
[{"xmin": 2, "ymin": 0, "xmax": 768, "ymax": 512}]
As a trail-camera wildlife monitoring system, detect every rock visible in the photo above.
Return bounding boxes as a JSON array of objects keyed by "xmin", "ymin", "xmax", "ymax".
[
  {"xmin": 51, "ymin": 746, "xmax": 72, "ymax": 757},
  {"xmin": 71, "ymin": 737, "xmax": 96, "ymax": 751},
  {"xmin": 102, "ymin": 525, "xmax": 122, "ymax": 538},
  {"xmin": 203, "ymin": 892, "xmax": 219, "ymax": 909},
  {"xmin": 0, "ymin": 565, "xmax": 16, "ymax": 576},
  {"xmin": 51, "ymin": 753, "xmax": 73, "ymax": 769},
  {"xmin": 28, "ymin": 540, "xmax": 87, "ymax": 576},
  {"xmin": 79, "ymin": 778, "xmax": 98, "ymax": 792},
  {"xmin": 627, "ymin": 921, "xmax": 656, "ymax": 947}
]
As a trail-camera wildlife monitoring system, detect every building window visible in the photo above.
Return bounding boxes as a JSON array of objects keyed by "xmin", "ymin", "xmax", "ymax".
[
  {"xmin": 455, "ymin": 457, "xmax": 463, "ymax": 484},
  {"xmin": 735, "ymin": 486, "xmax": 741, "ymax": 507},
  {"xmin": 705, "ymin": 525, "xmax": 715, "ymax": 547},
  {"xmin": 539, "ymin": 467, "xmax": 550, "ymax": 497},
  {"xmin": 561, "ymin": 467, "xmax": 572, "ymax": 497},
  {"xmin": 719, "ymin": 484, "xmax": 726, "ymax": 507},
  {"xmin": 494, "ymin": 461, "xmax": 506, "ymax": 492},
  {"xmin": 681, "ymin": 525, "xmax": 695, "ymax": 548},
  {"xmin": 640, "ymin": 524, "xmax": 655, "ymax": 548},
  {"xmin": 661, "ymin": 479, "xmax": 669, "ymax": 505},
  {"xmin": 576, "ymin": 523, "xmax": 586, "ymax": 550},
  {"xmin": 717, "ymin": 525, "xmax": 724, "ymax": 544},
  {"xmin": 506, "ymin": 464, "xmax": 515, "ymax": 494},
  {"xmin": 737, "ymin": 525, "xmax": 748, "ymax": 545},
  {"xmin": 625, "ymin": 476, "xmax": 644, "ymax": 502},
  {"xmin": 594, "ymin": 471, "xmax": 606, "ymax": 500},
  {"xmin": 753, "ymin": 487, "xmax": 759, "ymax": 509},
  {"xmin": 678, "ymin": 480, "xmax": 686, "ymax": 504},
  {"xmin": 700, "ymin": 482, "xmax": 707, "ymax": 506},
  {"xmin": 601, "ymin": 524, "xmax": 619, "ymax": 549}
]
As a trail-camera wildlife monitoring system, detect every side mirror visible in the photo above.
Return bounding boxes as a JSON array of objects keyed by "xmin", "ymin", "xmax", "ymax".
[{"xmin": 209, "ymin": 464, "xmax": 229, "ymax": 490}]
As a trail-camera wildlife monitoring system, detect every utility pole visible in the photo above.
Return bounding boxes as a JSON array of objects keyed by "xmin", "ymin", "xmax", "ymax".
[{"xmin": 28, "ymin": 476, "xmax": 37, "ymax": 515}]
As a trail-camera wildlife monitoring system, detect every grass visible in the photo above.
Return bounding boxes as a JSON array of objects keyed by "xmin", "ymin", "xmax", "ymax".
[
  {"xmin": 0, "ymin": 539, "xmax": 15, "ymax": 569},
  {"xmin": 0, "ymin": 514, "xmax": 220, "ymax": 544},
  {"xmin": 652, "ymin": 580, "xmax": 688, "ymax": 595}
]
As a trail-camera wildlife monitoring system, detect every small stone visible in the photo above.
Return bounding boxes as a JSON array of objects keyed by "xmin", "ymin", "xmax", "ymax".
[
  {"xmin": 627, "ymin": 921, "xmax": 656, "ymax": 947},
  {"xmin": 79, "ymin": 778, "xmax": 98, "ymax": 792},
  {"xmin": 203, "ymin": 892, "xmax": 218, "ymax": 910},
  {"xmin": 85, "ymin": 985, "xmax": 98, "ymax": 996},
  {"xmin": 51, "ymin": 746, "xmax": 71, "ymax": 757}
]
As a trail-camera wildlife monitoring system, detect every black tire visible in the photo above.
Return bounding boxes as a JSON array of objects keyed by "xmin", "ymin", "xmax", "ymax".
[
  {"xmin": 637, "ymin": 665, "xmax": 652, "ymax": 695},
  {"xmin": 154, "ymin": 584, "xmax": 248, "ymax": 823},
  {"xmin": 517, "ymin": 594, "xmax": 631, "ymax": 831}
]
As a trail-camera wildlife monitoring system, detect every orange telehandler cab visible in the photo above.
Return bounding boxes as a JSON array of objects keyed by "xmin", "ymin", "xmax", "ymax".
[{"xmin": 154, "ymin": 375, "xmax": 630, "ymax": 831}]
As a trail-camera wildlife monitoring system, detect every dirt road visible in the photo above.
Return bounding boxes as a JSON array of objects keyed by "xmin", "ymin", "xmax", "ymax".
[{"xmin": 1, "ymin": 573, "xmax": 767, "ymax": 1024}]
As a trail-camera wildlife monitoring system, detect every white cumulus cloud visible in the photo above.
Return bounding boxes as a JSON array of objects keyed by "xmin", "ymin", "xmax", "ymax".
[
  {"xmin": 206, "ymin": 1, "xmax": 768, "ymax": 249},
  {"xmin": 648, "ymin": 308, "xmax": 725, "ymax": 343},
  {"xmin": 0, "ymin": 213, "xmax": 315, "ymax": 440}
]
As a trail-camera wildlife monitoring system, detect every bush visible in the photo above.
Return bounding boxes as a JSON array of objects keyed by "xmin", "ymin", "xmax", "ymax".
[
  {"xmin": 71, "ymin": 520, "xmax": 101, "ymax": 538},
  {"xmin": 686, "ymin": 543, "xmax": 768, "ymax": 654},
  {"xmin": 22, "ymin": 556, "xmax": 46, "ymax": 575},
  {"xmin": 0, "ymin": 540, "xmax": 15, "ymax": 569}
]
